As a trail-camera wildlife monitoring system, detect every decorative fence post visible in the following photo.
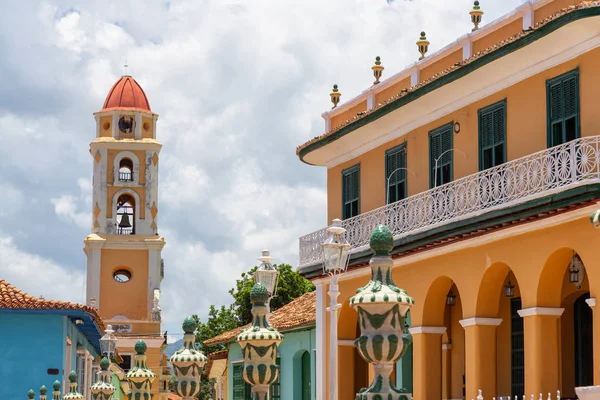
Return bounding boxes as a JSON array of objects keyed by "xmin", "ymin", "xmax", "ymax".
[
  {"xmin": 39, "ymin": 386, "xmax": 47, "ymax": 400},
  {"xmin": 170, "ymin": 316, "xmax": 207, "ymax": 399},
  {"xmin": 91, "ymin": 357, "xmax": 116, "ymax": 400},
  {"xmin": 63, "ymin": 371, "xmax": 84, "ymax": 400},
  {"xmin": 28, "ymin": 389, "xmax": 35, "ymax": 400},
  {"xmin": 52, "ymin": 381, "xmax": 61, "ymax": 400},
  {"xmin": 350, "ymin": 224, "xmax": 414, "ymax": 400},
  {"xmin": 126, "ymin": 340, "xmax": 156, "ymax": 400},
  {"xmin": 236, "ymin": 283, "xmax": 284, "ymax": 400}
]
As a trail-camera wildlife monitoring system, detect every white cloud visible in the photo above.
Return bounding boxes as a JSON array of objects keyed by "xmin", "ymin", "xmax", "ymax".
[{"xmin": 0, "ymin": 0, "xmax": 524, "ymax": 336}]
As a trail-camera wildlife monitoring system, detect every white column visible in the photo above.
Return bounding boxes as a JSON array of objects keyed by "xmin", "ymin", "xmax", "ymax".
[
  {"xmin": 461, "ymin": 37, "xmax": 472, "ymax": 60},
  {"xmin": 315, "ymin": 281, "xmax": 327, "ymax": 400},
  {"xmin": 85, "ymin": 239, "xmax": 104, "ymax": 308},
  {"xmin": 148, "ymin": 246, "xmax": 162, "ymax": 318},
  {"xmin": 327, "ymin": 279, "xmax": 341, "ymax": 400},
  {"xmin": 112, "ymin": 113, "xmax": 119, "ymax": 138},
  {"xmin": 85, "ymin": 353, "xmax": 94, "ymax": 400},
  {"xmin": 521, "ymin": 2, "xmax": 534, "ymax": 30},
  {"xmin": 367, "ymin": 93, "xmax": 376, "ymax": 110},
  {"xmin": 409, "ymin": 66, "xmax": 420, "ymax": 87},
  {"xmin": 135, "ymin": 113, "xmax": 142, "ymax": 139}
]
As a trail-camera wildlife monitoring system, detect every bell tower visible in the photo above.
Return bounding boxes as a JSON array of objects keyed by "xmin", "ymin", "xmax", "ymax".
[{"xmin": 84, "ymin": 75, "xmax": 167, "ymax": 396}]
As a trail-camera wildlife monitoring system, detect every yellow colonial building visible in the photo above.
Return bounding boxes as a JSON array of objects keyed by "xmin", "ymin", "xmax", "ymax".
[
  {"xmin": 296, "ymin": 1, "xmax": 600, "ymax": 399},
  {"xmin": 84, "ymin": 75, "xmax": 170, "ymax": 399}
]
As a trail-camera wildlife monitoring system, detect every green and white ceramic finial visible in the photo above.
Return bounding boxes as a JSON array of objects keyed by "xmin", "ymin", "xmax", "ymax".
[
  {"xmin": 52, "ymin": 381, "xmax": 61, "ymax": 400},
  {"xmin": 370, "ymin": 224, "xmax": 394, "ymax": 256},
  {"xmin": 40, "ymin": 385, "xmax": 48, "ymax": 400},
  {"xmin": 91, "ymin": 357, "xmax": 116, "ymax": 400},
  {"xmin": 126, "ymin": 339, "xmax": 156, "ymax": 399},
  {"xmin": 63, "ymin": 371, "xmax": 84, "ymax": 400},
  {"xmin": 170, "ymin": 316, "xmax": 208, "ymax": 399},
  {"xmin": 28, "ymin": 389, "xmax": 35, "ymax": 400}
]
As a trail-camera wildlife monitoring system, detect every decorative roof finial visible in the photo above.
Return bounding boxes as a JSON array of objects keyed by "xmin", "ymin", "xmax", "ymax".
[
  {"xmin": 52, "ymin": 381, "xmax": 61, "ymax": 400},
  {"xmin": 28, "ymin": 389, "xmax": 35, "ymax": 400},
  {"xmin": 63, "ymin": 371, "xmax": 84, "ymax": 400},
  {"xmin": 40, "ymin": 386, "xmax": 48, "ymax": 400},
  {"xmin": 372, "ymin": 56, "xmax": 384, "ymax": 85},
  {"xmin": 330, "ymin": 84, "xmax": 341, "ymax": 109},
  {"xmin": 470, "ymin": 1, "xmax": 484, "ymax": 32},
  {"xmin": 416, "ymin": 32, "xmax": 430, "ymax": 60}
]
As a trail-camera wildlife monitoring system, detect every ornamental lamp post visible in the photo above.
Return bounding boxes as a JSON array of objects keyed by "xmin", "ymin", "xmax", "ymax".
[
  {"xmin": 90, "ymin": 357, "xmax": 116, "ymax": 400},
  {"xmin": 170, "ymin": 317, "xmax": 208, "ymax": 400},
  {"xmin": 349, "ymin": 225, "xmax": 414, "ymax": 399},
  {"xmin": 236, "ymin": 281, "xmax": 284, "ymax": 400},
  {"xmin": 99, "ymin": 325, "xmax": 117, "ymax": 360},
  {"xmin": 125, "ymin": 340, "xmax": 156, "ymax": 400},
  {"xmin": 254, "ymin": 249, "xmax": 279, "ymax": 299},
  {"xmin": 322, "ymin": 218, "xmax": 352, "ymax": 400}
]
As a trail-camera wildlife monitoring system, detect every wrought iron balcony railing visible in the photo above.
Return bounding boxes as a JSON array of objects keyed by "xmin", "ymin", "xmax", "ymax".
[{"xmin": 299, "ymin": 136, "xmax": 600, "ymax": 269}]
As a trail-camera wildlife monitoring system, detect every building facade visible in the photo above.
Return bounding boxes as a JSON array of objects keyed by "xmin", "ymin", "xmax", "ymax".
[
  {"xmin": 296, "ymin": 1, "xmax": 600, "ymax": 399},
  {"xmin": 0, "ymin": 279, "xmax": 102, "ymax": 400},
  {"xmin": 84, "ymin": 75, "xmax": 170, "ymax": 399},
  {"xmin": 204, "ymin": 291, "xmax": 317, "ymax": 400}
]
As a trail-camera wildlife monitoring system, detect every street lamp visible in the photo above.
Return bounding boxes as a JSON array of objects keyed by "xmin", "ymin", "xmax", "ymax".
[
  {"xmin": 99, "ymin": 325, "xmax": 117, "ymax": 360},
  {"xmin": 433, "ymin": 149, "xmax": 467, "ymax": 188},
  {"xmin": 254, "ymin": 249, "xmax": 279, "ymax": 298},
  {"xmin": 322, "ymin": 218, "xmax": 351, "ymax": 400}
]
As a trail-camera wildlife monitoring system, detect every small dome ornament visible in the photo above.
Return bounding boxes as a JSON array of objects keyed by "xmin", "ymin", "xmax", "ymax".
[
  {"xmin": 370, "ymin": 224, "xmax": 394, "ymax": 256},
  {"xmin": 126, "ymin": 340, "xmax": 156, "ymax": 399},
  {"xmin": 416, "ymin": 32, "xmax": 430, "ymax": 60},
  {"xmin": 28, "ymin": 389, "xmax": 35, "ymax": 400},
  {"xmin": 63, "ymin": 371, "xmax": 84, "ymax": 400},
  {"xmin": 250, "ymin": 282, "xmax": 270, "ymax": 304},
  {"xmin": 52, "ymin": 381, "xmax": 61, "ymax": 400},
  {"xmin": 91, "ymin": 357, "xmax": 116, "ymax": 400},
  {"xmin": 372, "ymin": 56, "xmax": 384, "ymax": 85},
  {"xmin": 330, "ymin": 84, "xmax": 341, "ymax": 109},
  {"xmin": 40, "ymin": 386, "xmax": 48, "ymax": 400},
  {"xmin": 470, "ymin": 1, "xmax": 484, "ymax": 32},
  {"xmin": 170, "ymin": 316, "xmax": 208, "ymax": 399}
]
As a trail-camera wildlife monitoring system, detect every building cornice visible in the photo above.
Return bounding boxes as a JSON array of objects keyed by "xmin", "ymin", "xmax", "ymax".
[
  {"xmin": 459, "ymin": 317, "xmax": 503, "ymax": 327},
  {"xmin": 298, "ymin": 5, "xmax": 600, "ymax": 166},
  {"xmin": 408, "ymin": 326, "xmax": 447, "ymax": 335},
  {"xmin": 517, "ymin": 307, "xmax": 564, "ymax": 317}
]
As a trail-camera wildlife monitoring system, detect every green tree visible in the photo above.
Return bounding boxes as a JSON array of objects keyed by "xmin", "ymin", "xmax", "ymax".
[
  {"xmin": 193, "ymin": 305, "xmax": 238, "ymax": 355},
  {"xmin": 229, "ymin": 263, "xmax": 315, "ymax": 326}
]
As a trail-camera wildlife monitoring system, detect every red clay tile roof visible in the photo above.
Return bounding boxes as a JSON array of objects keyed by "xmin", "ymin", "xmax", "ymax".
[
  {"xmin": 204, "ymin": 350, "xmax": 229, "ymax": 377},
  {"xmin": 0, "ymin": 279, "xmax": 105, "ymax": 331},
  {"xmin": 167, "ymin": 393, "xmax": 182, "ymax": 400},
  {"xmin": 100, "ymin": 75, "xmax": 152, "ymax": 113},
  {"xmin": 296, "ymin": 1, "xmax": 600, "ymax": 156},
  {"xmin": 204, "ymin": 291, "xmax": 316, "ymax": 345}
]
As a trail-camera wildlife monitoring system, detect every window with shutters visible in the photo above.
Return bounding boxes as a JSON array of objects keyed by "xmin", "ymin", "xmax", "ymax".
[
  {"xmin": 429, "ymin": 123, "xmax": 453, "ymax": 188},
  {"xmin": 342, "ymin": 164, "xmax": 360, "ymax": 219},
  {"xmin": 232, "ymin": 364, "xmax": 251, "ymax": 400},
  {"xmin": 478, "ymin": 100, "xmax": 507, "ymax": 171},
  {"xmin": 511, "ymin": 297, "xmax": 525, "ymax": 398},
  {"xmin": 546, "ymin": 69, "xmax": 580, "ymax": 147},
  {"xmin": 386, "ymin": 144, "xmax": 407, "ymax": 204}
]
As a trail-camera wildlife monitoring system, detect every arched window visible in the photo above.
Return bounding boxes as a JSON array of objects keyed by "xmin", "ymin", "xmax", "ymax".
[
  {"xmin": 116, "ymin": 194, "xmax": 135, "ymax": 234},
  {"xmin": 119, "ymin": 158, "xmax": 134, "ymax": 182}
]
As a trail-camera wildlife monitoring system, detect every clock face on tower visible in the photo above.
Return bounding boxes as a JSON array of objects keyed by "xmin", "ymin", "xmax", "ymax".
[{"xmin": 119, "ymin": 116, "xmax": 135, "ymax": 134}]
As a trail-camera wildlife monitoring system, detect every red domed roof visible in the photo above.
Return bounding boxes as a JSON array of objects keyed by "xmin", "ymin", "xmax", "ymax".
[{"xmin": 100, "ymin": 75, "xmax": 152, "ymax": 113}]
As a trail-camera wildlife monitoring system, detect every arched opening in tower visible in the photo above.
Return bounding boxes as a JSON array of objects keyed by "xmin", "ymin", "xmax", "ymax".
[{"xmin": 116, "ymin": 194, "xmax": 135, "ymax": 234}]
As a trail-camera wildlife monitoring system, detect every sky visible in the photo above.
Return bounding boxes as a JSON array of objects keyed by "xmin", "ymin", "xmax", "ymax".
[{"xmin": 0, "ymin": 0, "xmax": 524, "ymax": 341}]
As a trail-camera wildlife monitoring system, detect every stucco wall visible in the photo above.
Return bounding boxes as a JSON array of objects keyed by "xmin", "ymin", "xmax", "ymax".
[{"xmin": 0, "ymin": 312, "xmax": 98, "ymax": 400}]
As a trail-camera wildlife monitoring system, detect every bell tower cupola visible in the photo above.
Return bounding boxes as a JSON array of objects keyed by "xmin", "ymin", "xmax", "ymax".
[{"xmin": 84, "ymin": 74, "xmax": 166, "ymax": 355}]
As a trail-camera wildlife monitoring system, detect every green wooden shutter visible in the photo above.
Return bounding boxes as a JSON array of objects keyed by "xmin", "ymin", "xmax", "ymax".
[
  {"xmin": 546, "ymin": 69, "xmax": 579, "ymax": 147},
  {"xmin": 342, "ymin": 165, "xmax": 360, "ymax": 219},
  {"xmin": 301, "ymin": 352, "xmax": 311, "ymax": 400},
  {"xmin": 232, "ymin": 364, "xmax": 247, "ymax": 400},
  {"xmin": 478, "ymin": 100, "xmax": 507, "ymax": 171},
  {"xmin": 386, "ymin": 144, "xmax": 407, "ymax": 203},
  {"xmin": 429, "ymin": 124, "xmax": 453, "ymax": 188}
]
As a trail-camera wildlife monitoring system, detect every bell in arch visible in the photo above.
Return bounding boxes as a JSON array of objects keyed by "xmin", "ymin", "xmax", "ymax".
[{"xmin": 118, "ymin": 213, "xmax": 132, "ymax": 228}]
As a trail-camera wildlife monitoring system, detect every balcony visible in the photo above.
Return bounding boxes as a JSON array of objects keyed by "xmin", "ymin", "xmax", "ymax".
[{"xmin": 299, "ymin": 136, "xmax": 600, "ymax": 269}]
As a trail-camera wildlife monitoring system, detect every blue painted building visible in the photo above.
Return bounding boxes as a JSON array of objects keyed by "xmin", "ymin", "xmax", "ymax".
[
  {"xmin": 0, "ymin": 279, "xmax": 104, "ymax": 400},
  {"xmin": 204, "ymin": 291, "xmax": 317, "ymax": 400}
]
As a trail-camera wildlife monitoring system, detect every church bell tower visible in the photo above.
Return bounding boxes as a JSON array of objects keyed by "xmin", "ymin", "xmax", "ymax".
[{"xmin": 84, "ymin": 75, "xmax": 167, "ymax": 397}]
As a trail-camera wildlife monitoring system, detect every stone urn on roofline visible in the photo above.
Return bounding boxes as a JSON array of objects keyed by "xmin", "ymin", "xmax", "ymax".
[{"xmin": 350, "ymin": 224, "xmax": 414, "ymax": 400}]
